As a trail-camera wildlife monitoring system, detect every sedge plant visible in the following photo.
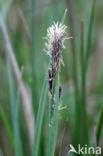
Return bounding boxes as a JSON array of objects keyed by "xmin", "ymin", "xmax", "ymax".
[
  {"xmin": 44, "ymin": 18, "xmax": 71, "ymax": 156},
  {"xmin": 32, "ymin": 10, "xmax": 71, "ymax": 156}
]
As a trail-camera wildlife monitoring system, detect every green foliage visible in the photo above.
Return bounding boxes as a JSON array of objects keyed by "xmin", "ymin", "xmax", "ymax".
[
  {"xmin": 49, "ymin": 75, "xmax": 60, "ymax": 156},
  {"xmin": 0, "ymin": 0, "xmax": 12, "ymax": 19},
  {"xmin": 0, "ymin": 105, "xmax": 14, "ymax": 146},
  {"xmin": 0, "ymin": 0, "xmax": 103, "ymax": 155},
  {"xmin": 96, "ymin": 106, "xmax": 103, "ymax": 145},
  {"xmin": 6, "ymin": 51, "xmax": 23, "ymax": 156},
  {"xmin": 32, "ymin": 79, "xmax": 48, "ymax": 156}
]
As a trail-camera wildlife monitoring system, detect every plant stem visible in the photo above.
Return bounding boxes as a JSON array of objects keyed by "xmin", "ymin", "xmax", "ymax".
[
  {"xmin": 49, "ymin": 74, "xmax": 60, "ymax": 156},
  {"xmin": 31, "ymin": 0, "xmax": 37, "ymax": 117},
  {"xmin": 0, "ymin": 15, "xmax": 34, "ymax": 148},
  {"xmin": 96, "ymin": 106, "xmax": 103, "ymax": 145},
  {"xmin": 80, "ymin": 21, "xmax": 88, "ymax": 145},
  {"xmin": 49, "ymin": 82, "xmax": 55, "ymax": 126},
  {"xmin": 66, "ymin": 0, "xmax": 80, "ymax": 147},
  {"xmin": 81, "ymin": 0, "xmax": 96, "ymax": 146},
  {"xmin": 59, "ymin": 121, "xmax": 68, "ymax": 156},
  {"xmin": 6, "ymin": 52, "xmax": 23, "ymax": 156},
  {"xmin": 84, "ymin": 0, "xmax": 96, "ymax": 74},
  {"xmin": 32, "ymin": 79, "xmax": 48, "ymax": 156},
  {"xmin": 0, "ymin": 105, "xmax": 14, "ymax": 147}
]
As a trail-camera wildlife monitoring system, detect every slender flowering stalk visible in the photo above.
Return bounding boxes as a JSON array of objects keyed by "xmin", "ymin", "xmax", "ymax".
[
  {"xmin": 44, "ymin": 21, "xmax": 71, "ymax": 94},
  {"xmin": 44, "ymin": 20, "xmax": 71, "ymax": 156}
]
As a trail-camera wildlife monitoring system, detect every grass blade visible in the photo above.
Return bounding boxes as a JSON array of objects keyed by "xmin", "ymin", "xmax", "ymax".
[
  {"xmin": 80, "ymin": 21, "xmax": 88, "ymax": 144},
  {"xmin": 16, "ymin": 67, "xmax": 24, "ymax": 117},
  {"xmin": 66, "ymin": 0, "xmax": 80, "ymax": 146},
  {"xmin": 59, "ymin": 121, "xmax": 68, "ymax": 156},
  {"xmin": 32, "ymin": 79, "xmax": 48, "ymax": 156},
  {"xmin": 0, "ymin": 105, "xmax": 14, "ymax": 147},
  {"xmin": 31, "ymin": 0, "xmax": 37, "ymax": 117},
  {"xmin": 80, "ymin": 0, "xmax": 96, "ymax": 146},
  {"xmin": 59, "ymin": 132, "xmax": 64, "ymax": 156},
  {"xmin": 61, "ymin": 9, "xmax": 67, "ymax": 24},
  {"xmin": 96, "ymin": 106, "xmax": 103, "ymax": 145},
  {"xmin": 6, "ymin": 52, "xmax": 23, "ymax": 156},
  {"xmin": 84, "ymin": 0, "xmax": 96, "ymax": 73},
  {"xmin": 0, "ymin": 14, "xmax": 34, "ymax": 147}
]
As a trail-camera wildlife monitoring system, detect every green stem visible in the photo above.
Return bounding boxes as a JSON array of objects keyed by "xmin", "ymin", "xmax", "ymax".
[
  {"xmin": 66, "ymin": 0, "xmax": 80, "ymax": 147},
  {"xmin": 59, "ymin": 121, "xmax": 68, "ymax": 156},
  {"xmin": 6, "ymin": 52, "xmax": 23, "ymax": 156},
  {"xmin": 49, "ymin": 74, "xmax": 60, "ymax": 156},
  {"xmin": 96, "ymin": 106, "xmax": 103, "ymax": 145},
  {"xmin": 81, "ymin": 0, "xmax": 96, "ymax": 146},
  {"xmin": 49, "ymin": 82, "xmax": 55, "ymax": 126},
  {"xmin": 31, "ymin": 0, "xmax": 37, "ymax": 117},
  {"xmin": 80, "ymin": 21, "xmax": 88, "ymax": 145},
  {"xmin": 32, "ymin": 79, "xmax": 48, "ymax": 156},
  {"xmin": 62, "ymin": 9, "xmax": 67, "ymax": 24},
  {"xmin": 84, "ymin": 0, "xmax": 96, "ymax": 74},
  {"xmin": 0, "ymin": 105, "xmax": 14, "ymax": 147}
]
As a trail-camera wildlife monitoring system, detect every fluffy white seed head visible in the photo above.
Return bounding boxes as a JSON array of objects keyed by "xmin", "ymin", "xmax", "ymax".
[
  {"xmin": 44, "ymin": 21, "xmax": 69, "ymax": 56},
  {"xmin": 44, "ymin": 21, "xmax": 72, "ymax": 93}
]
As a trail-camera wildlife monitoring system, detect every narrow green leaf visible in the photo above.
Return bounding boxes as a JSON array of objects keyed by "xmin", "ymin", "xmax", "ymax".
[
  {"xmin": 66, "ymin": 0, "xmax": 80, "ymax": 145},
  {"xmin": 16, "ymin": 67, "xmax": 24, "ymax": 118},
  {"xmin": 81, "ymin": 0, "xmax": 96, "ymax": 145},
  {"xmin": 96, "ymin": 106, "xmax": 103, "ymax": 145},
  {"xmin": 84, "ymin": 0, "xmax": 96, "ymax": 73},
  {"xmin": 6, "ymin": 51, "xmax": 23, "ymax": 156},
  {"xmin": 80, "ymin": 21, "xmax": 88, "ymax": 144},
  {"xmin": 59, "ymin": 125, "xmax": 66, "ymax": 156},
  {"xmin": 0, "ymin": 105, "xmax": 14, "ymax": 147},
  {"xmin": 31, "ymin": 0, "xmax": 37, "ymax": 118},
  {"xmin": 62, "ymin": 9, "xmax": 67, "ymax": 24},
  {"xmin": 32, "ymin": 79, "xmax": 48, "ymax": 156}
]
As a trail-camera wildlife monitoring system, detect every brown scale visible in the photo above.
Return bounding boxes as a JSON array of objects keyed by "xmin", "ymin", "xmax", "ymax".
[{"xmin": 48, "ymin": 38, "xmax": 63, "ymax": 94}]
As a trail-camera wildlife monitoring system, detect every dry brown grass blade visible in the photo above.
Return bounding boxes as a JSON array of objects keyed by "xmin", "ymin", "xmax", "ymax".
[{"xmin": 0, "ymin": 14, "xmax": 34, "ymax": 150}]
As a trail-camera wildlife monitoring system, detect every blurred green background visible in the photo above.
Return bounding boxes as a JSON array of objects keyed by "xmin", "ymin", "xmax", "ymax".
[{"xmin": 0, "ymin": 0, "xmax": 103, "ymax": 155}]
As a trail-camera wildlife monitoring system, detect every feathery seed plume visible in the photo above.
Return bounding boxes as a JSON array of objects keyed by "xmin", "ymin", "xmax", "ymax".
[{"xmin": 44, "ymin": 21, "xmax": 71, "ymax": 93}]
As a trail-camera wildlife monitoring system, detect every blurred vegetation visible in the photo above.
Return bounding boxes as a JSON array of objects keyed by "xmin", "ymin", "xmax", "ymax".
[{"xmin": 0, "ymin": 0, "xmax": 103, "ymax": 156}]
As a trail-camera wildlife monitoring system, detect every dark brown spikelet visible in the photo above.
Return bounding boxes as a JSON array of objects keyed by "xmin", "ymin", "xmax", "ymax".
[
  {"xmin": 48, "ymin": 38, "xmax": 63, "ymax": 94},
  {"xmin": 59, "ymin": 86, "xmax": 62, "ymax": 100},
  {"xmin": 44, "ymin": 22, "xmax": 69, "ymax": 94}
]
